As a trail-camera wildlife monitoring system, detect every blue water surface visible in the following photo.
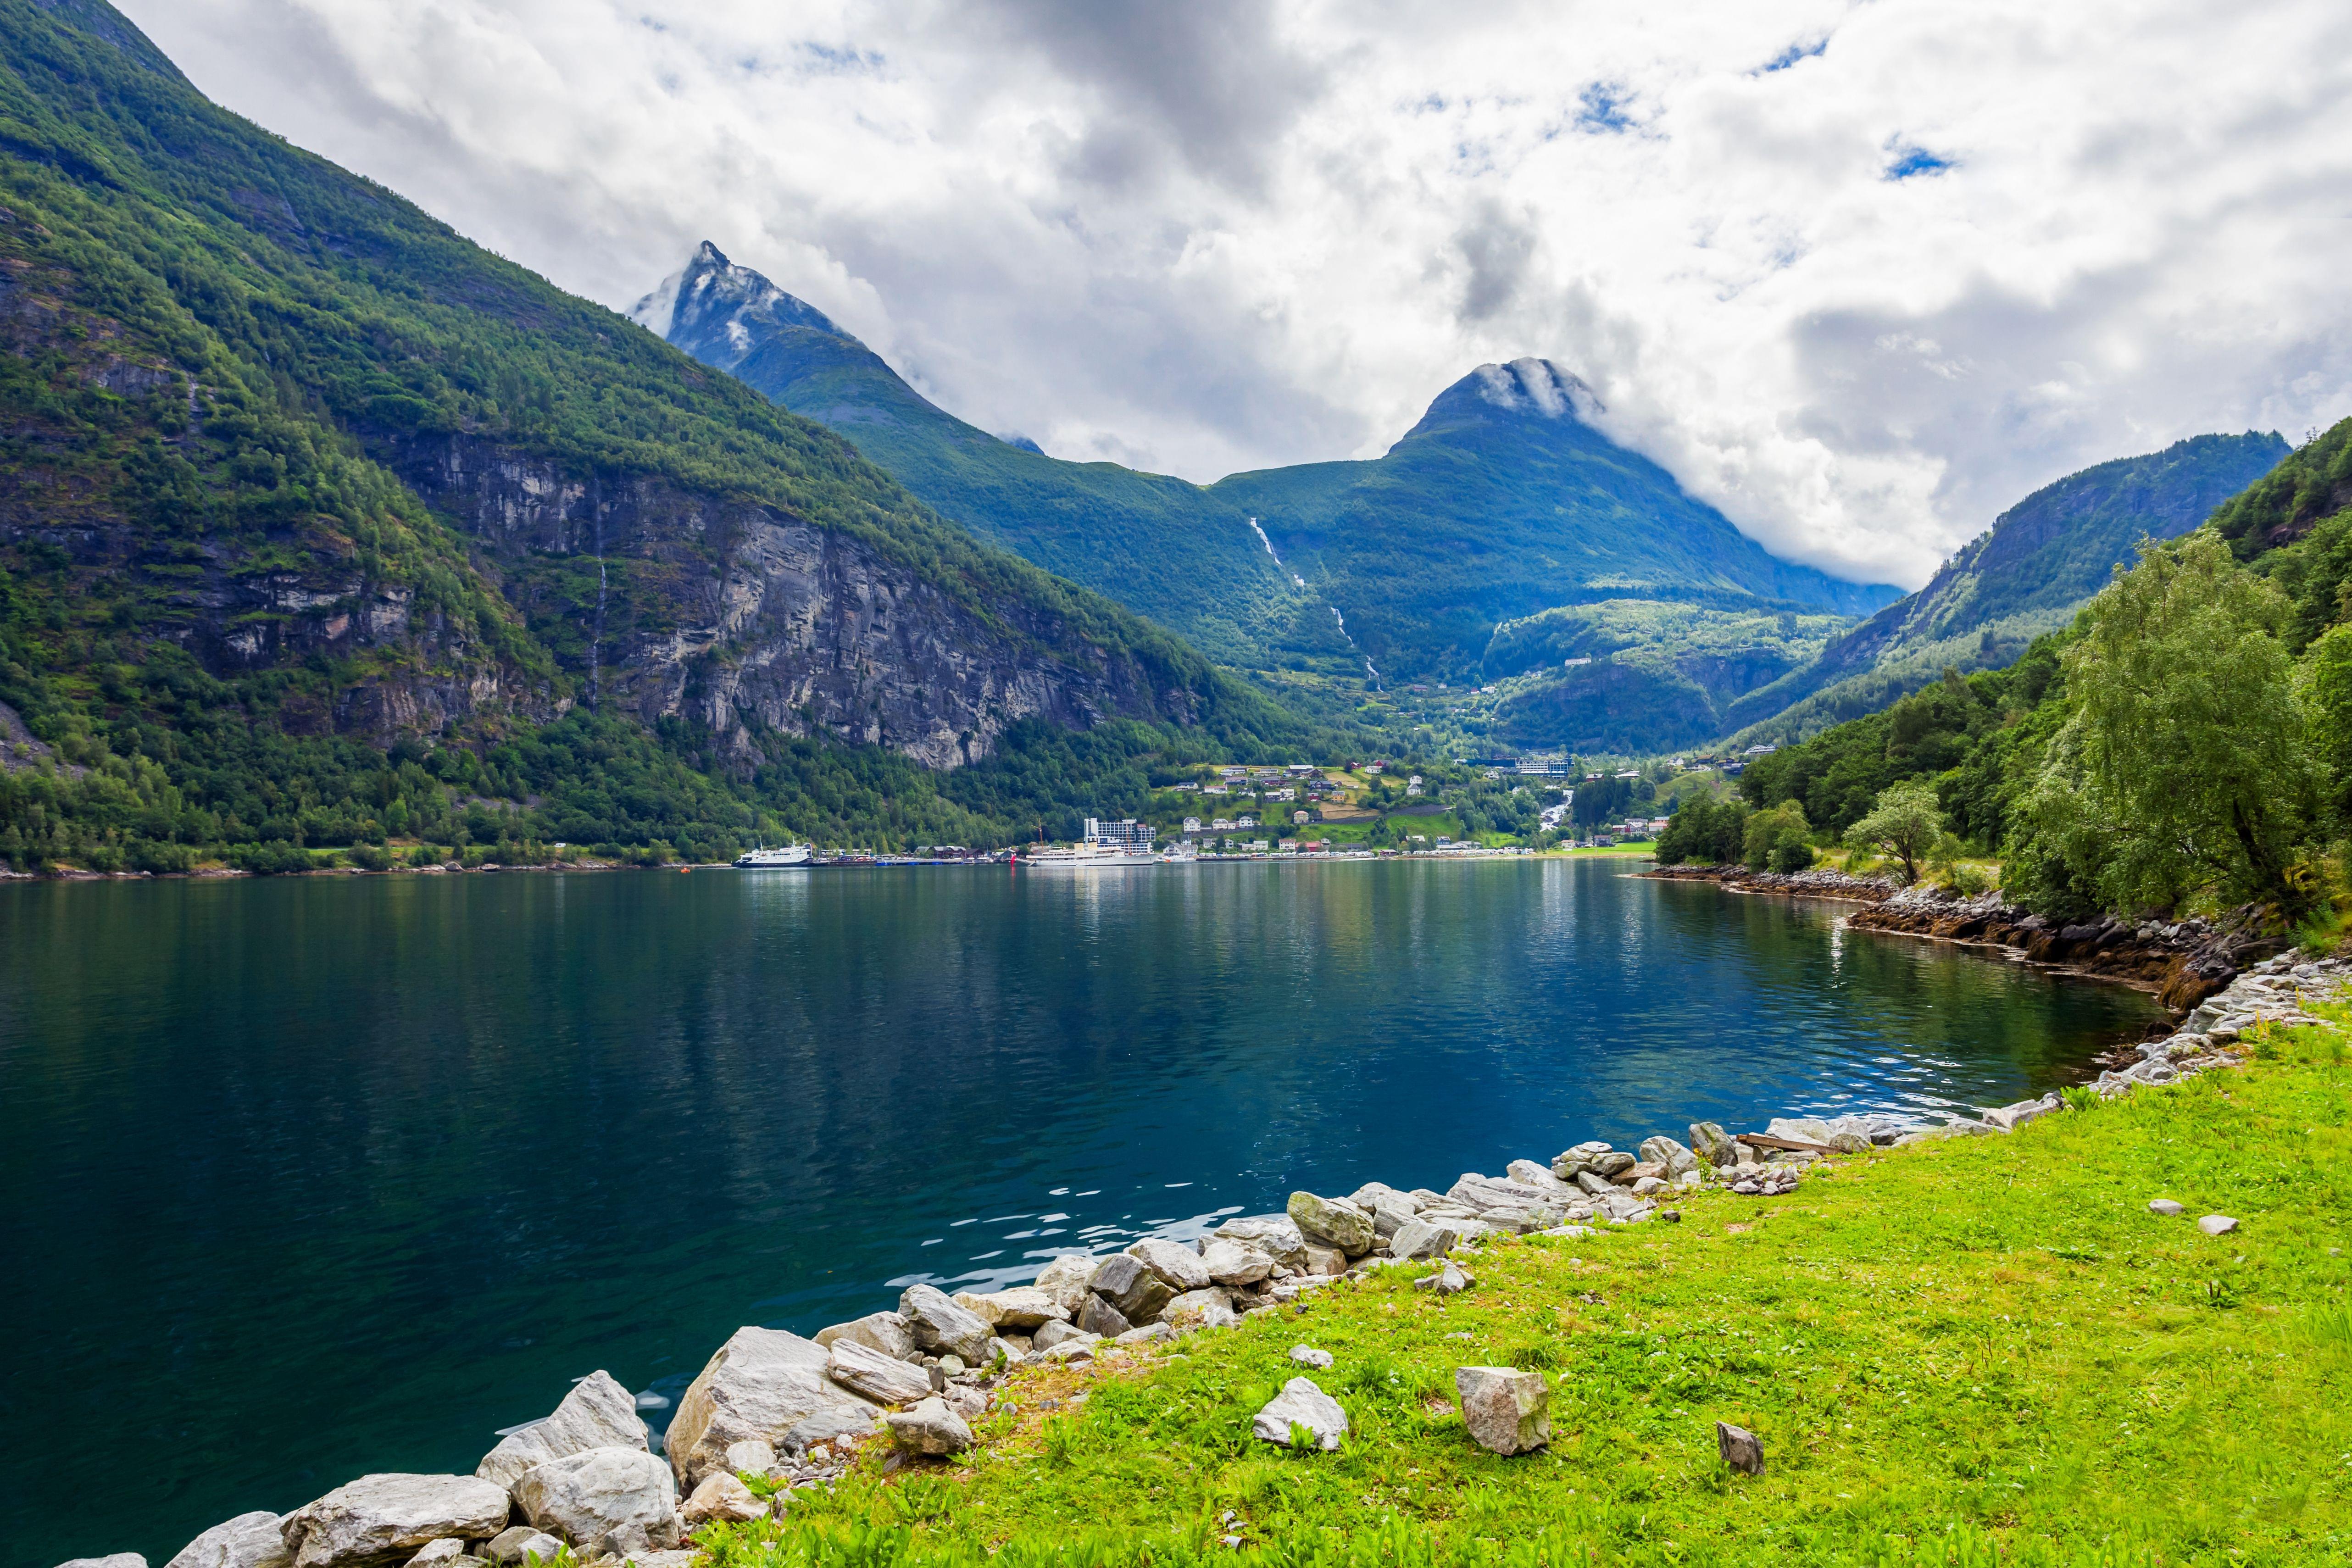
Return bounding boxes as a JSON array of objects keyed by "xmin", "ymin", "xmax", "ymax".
[{"xmin": 0, "ymin": 858, "xmax": 2159, "ymax": 1565}]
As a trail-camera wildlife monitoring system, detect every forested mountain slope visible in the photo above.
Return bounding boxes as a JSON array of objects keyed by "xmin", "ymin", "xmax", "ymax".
[
  {"xmin": 634, "ymin": 243, "xmax": 1354, "ymax": 679},
  {"xmin": 1723, "ymin": 432, "xmax": 2290, "ymax": 746},
  {"xmin": 1212, "ymin": 359, "xmax": 1898, "ymax": 685},
  {"xmin": 0, "ymin": 0, "xmax": 1317, "ymax": 869}
]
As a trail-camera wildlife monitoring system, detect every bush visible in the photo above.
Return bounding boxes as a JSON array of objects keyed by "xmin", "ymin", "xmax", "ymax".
[{"xmin": 228, "ymin": 840, "xmax": 313, "ymax": 875}]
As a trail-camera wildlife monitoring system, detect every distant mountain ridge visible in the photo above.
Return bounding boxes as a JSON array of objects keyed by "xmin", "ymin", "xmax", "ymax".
[
  {"xmin": 1722, "ymin": 431, "xmax": 2293, "ymax": 746},
  {"xmin": 637, "ymin": 247, "xmax": 1902, "ymax": 723},
  {"xmin": 1212, "ymin": 356, "xmax": 1899, "ymax": 684}
]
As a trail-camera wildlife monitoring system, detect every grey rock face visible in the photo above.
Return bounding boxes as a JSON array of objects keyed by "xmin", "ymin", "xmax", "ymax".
[
  {"xmin": 1032, "ymin": 1256, "xmax": 1100, "ymax": 1315},
  {"xmin": 884, "ymin": 1397, "xmax": 974, "ymax": 1457},
  {"xmin": 1201, "ymin": 1237, "xmax": 1276, "ymax": 1285},
  {"xmin": 1388, "ymin": 1218, "xmax": 1462, "ymax": 1262},
  {"xmin": 384, "ymin": 435, "xmax": 1201, "ymax": 771},
  {"xmin": 1504, "ymin": 1160, "xmax": 1569, "ymax": 1194},
  {"xmin": 400, "ymin": 1543, "xmax": 463, "ymax": 1568},
  {"xmin": 1455, "ymin": 1367, "xmax": 1551, "ymax": 1455},
  {"xmin": 1718, "ymin": 1421, "xmax": 1765, "ymax": 1475},
  {"xmin": 1574, "ymin": 1170, "xmax": 1615, "ymax": 1198},
  {"xmin": 680, "ymin": 1473, "xmax": 768, "ymax": 1526},
  {"xmin": 722, "ymin": 1439, "xmax": 777, "ymax": 1477},
  {"xmin": 1128, "ymin": 1237, "xmax": 1212, "ymax": 1293},
  {"xmin": 899, "ymin": 1285, "xmax": 996, "ymax": 1362},
  {"xmin": 476, "ymin": 1370, "xmax": 647, "ymax": 1492},
  {"xmin": 166, "ymin": 1514, "xmax": 290, "ymax": 1568},
  {"xmin": 827, "ymin": 1338, "xmax": 934, "ymax": 1405},
  {"xmin": 813, "ymin": 1312, "xmax": 917, "ymax": 1361},
  {"xmin": 1088, "ymin": 1255, "xmax": 1173, "ymax": 1323},
  {"xmin": 1588, "ymin": 1151, "xmax": 1636, "ymax": 1179},
  {"xmin": 279, "ymin": 1475, "xmax": 512, "ymax": 1568},
  {"xmin": 512, "ymin": 1446, "xmax": 681, "ymax": 1551},
  {"xmin": 1287, "ymin": 1191, "xmax": 1375, "ymax": 1255},
  {"xmin": 1252, "ymin": 1377, "xmax": 1348, "ymax": 1451},
  {"xmin": 1214, "ymin": 1214, "xmax": 1309, "ymax": 1268},
  {"xmin": 665, "ymin": 1326, "xmax": 884, "ymax": 1487},
  {"xmin": 1688, "ymin": 1122, "xmax": 1739, "ymax": 1168}
]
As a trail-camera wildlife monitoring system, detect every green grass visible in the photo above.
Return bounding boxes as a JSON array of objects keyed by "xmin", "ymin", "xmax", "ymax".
[{"xmin": 701, "ymin": 1022, "xmax": 2352, "ymax": 1568}]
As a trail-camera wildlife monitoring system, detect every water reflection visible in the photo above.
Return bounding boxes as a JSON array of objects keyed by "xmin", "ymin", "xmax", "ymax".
[{"xmin": 0, "ymin": 860, "xmax": 2158, "ymax": 1565}]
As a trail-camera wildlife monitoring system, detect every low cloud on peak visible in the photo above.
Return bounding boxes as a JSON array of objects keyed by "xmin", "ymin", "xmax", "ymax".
[{"xmin": 119, "ymin": 0, "xmax": 2352, "ymax": 590}]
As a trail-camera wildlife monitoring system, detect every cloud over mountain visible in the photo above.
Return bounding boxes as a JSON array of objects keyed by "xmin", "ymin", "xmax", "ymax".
[{"xmin": 122, "ymin": 0, "xmax": 2352, "ymax": 588}]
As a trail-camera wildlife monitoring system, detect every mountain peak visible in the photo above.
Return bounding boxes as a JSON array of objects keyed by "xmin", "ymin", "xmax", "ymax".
[
  {"xmin": 631, "ymin": 242, "xmax": 855, "ymax": 372},
  {"xmin": 1471, "ymin": 358, "xmax": 1605, "ymax": 421}
]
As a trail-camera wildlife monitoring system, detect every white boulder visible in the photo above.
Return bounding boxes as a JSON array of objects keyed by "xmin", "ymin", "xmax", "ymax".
[
  {"xmin": 1455, "ymin": 1367, "xmax": 1550, "ymax": 1454},
  {"xmin": 680, "ymin": 1472, "xmax": 768, "ymax": 1526},
  {"xmin": 513, "ymin": 1446, "xmax": 680, "ymax": 1551},
  {"xmin": 665, "ymin": 1326, "xmax": 884, "ymax": 1487},
  {"xmin": 1251, "ymin": 1378, "xmax": 1348, "ymax": 1451},
  {"xmin": 279, "ymin": 1475, "xmax": 511, "ymax": 1568},
  {"xmin": 826, "ymin": 1338, "xmax": 933, "ymax": 1405},
  {"xmin": 1128, "ymin": 1237, "xmax": 1212, "ymax": 1292},
  {"xmin": 476, "ymin": 1370, "xmax": 646, "ymax": 1492},
  {"xmin": 166, "ymin": 1514, "xmax": 289, "ymax": 1568},
  {"xmin": 884, "ymin": 1397, "xmax": 974, "ymax": 1456}
]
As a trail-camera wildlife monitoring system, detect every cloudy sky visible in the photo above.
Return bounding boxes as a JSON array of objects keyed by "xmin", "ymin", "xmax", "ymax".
[{"xmin": 121, "ymin": 0, "xmax": 2352, "ymax": 588}]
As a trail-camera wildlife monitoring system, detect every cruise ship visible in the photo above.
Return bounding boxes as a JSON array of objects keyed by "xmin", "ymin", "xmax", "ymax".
[
  {"xmin": 1022, "ymin": 817, "xmax": 1158, "ymax": 868},
  {"xmin": 732, "ymin": 843, "xmax": 812, "ymax": 868}
]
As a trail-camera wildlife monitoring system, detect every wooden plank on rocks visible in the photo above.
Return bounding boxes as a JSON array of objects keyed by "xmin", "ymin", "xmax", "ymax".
[{"xmin": 1735, "ymin": 1132, "xmax": 1839, "ymax": 1156}]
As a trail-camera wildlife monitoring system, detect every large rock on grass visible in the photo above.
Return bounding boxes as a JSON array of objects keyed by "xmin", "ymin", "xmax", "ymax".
[
  {"xmin": 167, "ymin": 1515, "xmax": 290, "ymax": 1568},
  {"xmin": 513, "ymin": 1446, "xmax": 679, "ymax": 1551},
  {"xmin": 1455, "ymin": 1367, "xmax": 1550, "ymax": 1455},
  {"xmin": 884, "ymin": 1397, "xmax": 973, "ymax": 1457},
  {"xmin": 899, "ymin": 1285, "xmax": 995, "ymax": 1362},
  {"xmin": 1637, "ymin": 1136, "xmax": 1697, "ymax": 1178},
  {"xmin": 1251, "ymin": 1378, "xmax": 1348, "ymax": 1451},
  {"xmin": 680, "ymin": 1473, "xmax": 768, "ymax": 1527},
  {"xmin": 475, "ymin": 1371, "xmax": 646, "ymax": 1491},
  {"xmin": 1286, "ymin": 1192, "xmax": 1374, "ymax": 1255},
  {"xmin": 1388, "ymin": 1218, "xmax": 1461, "ymax": 1262},
  {"xmin": 665, "ymin": 1326, "xmax": 883, "ymax": 1487},
  {"xmin": 280, "ymin": 1476, "xmax": 510, "ymax": 1568},
  {"xmin": 1162, "ymin": 1288, "xmax": 1238, "ymax": 1330},
  {"xmin": 1687, "ymin": 1122, "xmax": 1738, "ymax": 1168}
]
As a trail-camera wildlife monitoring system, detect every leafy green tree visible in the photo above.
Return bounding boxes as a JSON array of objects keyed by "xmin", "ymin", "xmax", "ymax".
[
  {"xmin": 1743, "ymin": 800, "xmax": 1814, "ymax": 873},
  {"xmin": 2020, "ymin": 533, "xmax": 2318, "ymax": 914},
  {"xmin": 1846, "ymin": 781, "xmax": 1945, "ymax": 885}
]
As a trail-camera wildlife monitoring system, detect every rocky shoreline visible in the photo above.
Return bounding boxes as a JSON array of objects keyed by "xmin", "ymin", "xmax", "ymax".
[
  {"xmin": 63, "ymin": 944, "xmax": 2345, "ymax": 1568},
  {"xmin": 1640, "ymin": 864, "xmax": 2288, "ymax": 1011}
]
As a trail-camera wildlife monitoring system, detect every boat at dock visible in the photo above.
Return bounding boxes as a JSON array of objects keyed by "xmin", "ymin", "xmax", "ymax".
[{"xmin": 733, "ymin": 844, "xmax": 812, "ymax": 868}]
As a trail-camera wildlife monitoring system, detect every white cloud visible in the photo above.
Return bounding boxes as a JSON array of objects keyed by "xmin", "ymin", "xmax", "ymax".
[{"xmin": 116, "ymin": 0, "xmax": 2352, "ymax": 587}]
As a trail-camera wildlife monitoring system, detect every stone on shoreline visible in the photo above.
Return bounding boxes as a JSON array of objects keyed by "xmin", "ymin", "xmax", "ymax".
[
  {"xmin": 475, "ymin": 1370, "xmax": 646, "ymax": 1492},
  {"xmin": 1076, "ymin": 1294, "xmax": 1132, "ymax": 1338},
  {"xmin": 899, "ymin": 1285, "xmax": 996, "ymax": 1362},
  {"xmin": 512, "ymin": 1446, "xmax": 680, "ymax": 1552},
  {"xmin": 56, "ymin": 1557, "xmax": 146, "ymax": 1568},
  {"xmin": 1032, "ymin": 1255, "xmax": 1099, "ymax": 1316},
  {"xmin": 812, "ymin": 1312, "xmax": 917, "ymax": 1362},
  {"xmin": 1088, "ymin": 1254, "xmax": 1174, "ymax": 1324},
  {"xmin": 1251, "ymin": 1378, "xmax": 1347, "ymax": 1451},
  {"xmin": 279, "ymin": 1475, "xmax": 511, "ymax": 1568},
  {"xmin": 1688, "ymin": 1122, "xmax": 1738, "ymax": 1168},
  {"xmin": 1637, "ymin": 1136, "xmax": 1698, "ymax": 1177},
  {"xmin": 1163, "ymin": 1287, "xmax": 1239, "ymax": 1330},
  {"xmin": 1202, "ymin": 1237, "xmax": 1276, "ymax": 1285},
  {"xmin": 1287, "ymin": 1191, "xmax": 1375, "ymax": 1255},
  {"xmin": 970, "ymin": 1286, "xmax": 1068, "ymax": 1330},
  {"xmin": 400, "ymin": 1543, "xmax": 463, "ymax": 1568},
  {"xmin": 826, "ymin": 1338, "xmax": 933, "ymax": 1405},
  {"xmin": 1128, "ymin": 1237, "xmax": 1212, "ymax": 1292},
  {"xmin": 1980, "ymin": 1095, "xmax": 2059, "ymax": 1133},
  {"xmin": 1455, "ymin": 1367, "xmax": 1550, "ymax": 1454},
  {"xmin": 165, "ymin": 1513, "xmax": 289, "ymax": 1568},
  {"xmin": 1388, "ymin": 1218, "xmax": 1462, "ymax": 1262},
  {"xmin": 665, "ymin": 1326, "xmax": 883, "ymax": 1487},
  {"xmin": 1214, "ymin": 1214, "xmax": 1309, "ymax": 1268},
  {"xmin": 1032, "ymin": 1318, "xmax": 1091, "ymax": 1351}
]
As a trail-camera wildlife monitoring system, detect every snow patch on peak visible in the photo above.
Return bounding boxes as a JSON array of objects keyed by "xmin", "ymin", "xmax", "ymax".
[
  {"xmin": 632, "ymin": 241, "xmax": 856, "ymax": 363},
  {"xmin": 1472, "ymin": 358, "xmax": 1603, "ymax": 421}
]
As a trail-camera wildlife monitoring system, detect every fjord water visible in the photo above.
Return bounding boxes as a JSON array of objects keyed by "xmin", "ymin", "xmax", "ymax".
[{"xmin": 0, "ymin": 860, "xmax": 2158, "ymax": 1565}]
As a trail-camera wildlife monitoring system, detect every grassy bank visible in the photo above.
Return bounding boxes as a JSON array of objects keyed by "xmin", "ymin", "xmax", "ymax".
[{"xmin": 702, "ymin": 1023, "xmax": 2352, "ymax": 1568}]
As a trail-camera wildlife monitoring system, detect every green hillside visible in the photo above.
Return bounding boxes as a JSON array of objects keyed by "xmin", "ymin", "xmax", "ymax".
[
  {"xmin": 0, "ymin": 0, "xmax": 1335, "ymax": 873},
  {"xmin": 635, "ymin": 244, "xmax": 1357, "ymax": 683},
  {"xmin": 1723, "ymin": 432, "xmax": 2291, "ymax": 747},
  {"xmin": 1212, "ymin": 359, "xmax": 1896, "ymax": 686}
]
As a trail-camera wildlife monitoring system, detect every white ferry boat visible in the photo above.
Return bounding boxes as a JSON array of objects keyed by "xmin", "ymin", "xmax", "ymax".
[
  {"xmin": 1021, "ymin": 842, "xmax": 1159, "ymax": 869},
  {"xmin": 732, "ymin": 843, "xmax": 812, "ymax": 868}
]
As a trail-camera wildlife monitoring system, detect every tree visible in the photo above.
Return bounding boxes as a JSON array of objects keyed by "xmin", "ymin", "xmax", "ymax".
[
  {"xmin": 1847, "ymin": 780, "xmax": 1944, "ymax": 884},
  {"xmin": 2023, "ymin": 532, "xmax": 2318, "ymax": 914},
  {"xmin": 1744, "ymin": 800, "xmax": 1815, "ymax": 873}
]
